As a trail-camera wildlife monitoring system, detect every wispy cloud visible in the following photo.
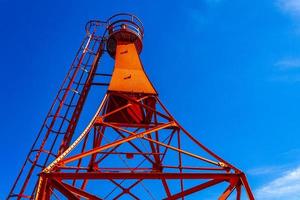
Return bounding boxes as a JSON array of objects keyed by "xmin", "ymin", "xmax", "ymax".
[
  {"xmin": 275, "ymin": 58, "xmax": 300, "ymax": 70},
  {"xmin": 268, "ymin": 74, "xmax": 300, "ymax": 82},
  {"xmin": 277, "ymin": 0, "xmax": 300, "ymax": 16},
  {"xmin": 183, "ymin": 0, "xmax": 223, "ymax": 27},
  {"xmin": 205, "ymin": 0, "xmax": 222, "ymax": 3},
  {"xmin": 281, "ymin": 148, "xmax": 300, "ymax": 158},
  {"xmin": 248, "ymin": 165, "xmax": 287, "ymax": 176},
  {"xmin": 255, "ymin": 166, "xmax": 300, "ymax": 200},
  {"xmin": 268, "ymin": 58, "xmax": 300, "ymax": 82}
]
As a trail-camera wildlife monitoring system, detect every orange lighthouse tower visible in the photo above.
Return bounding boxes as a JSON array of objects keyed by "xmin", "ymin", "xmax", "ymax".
[{"xmin": 9, "ymin": 14, "xmax": 254, "ymax": 200}]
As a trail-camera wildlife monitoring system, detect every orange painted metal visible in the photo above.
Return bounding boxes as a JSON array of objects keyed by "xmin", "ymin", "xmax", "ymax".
[{"xmin": 108, "ymin": 41, "xmax": 156, "ymax": 94}]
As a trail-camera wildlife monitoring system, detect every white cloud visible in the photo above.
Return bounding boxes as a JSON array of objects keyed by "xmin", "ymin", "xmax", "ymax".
[
  {"xmin": 256, "ymin": 166, "xmax": 300, "ymax": 200},
  {"xmin": 278, "ymin": 0, "xmax": 300, "ymax": 16}
]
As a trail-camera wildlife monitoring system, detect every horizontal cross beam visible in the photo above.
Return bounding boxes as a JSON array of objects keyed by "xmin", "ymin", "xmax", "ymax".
[{"xmin": 42, "ymin": 172, "xmax": 240, "ymax": 180}]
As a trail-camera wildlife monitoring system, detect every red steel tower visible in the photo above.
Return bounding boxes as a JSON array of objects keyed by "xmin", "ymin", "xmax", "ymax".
[{"xmin": 8, "ymin": 14, "xmax": 255, "ymax": 199}]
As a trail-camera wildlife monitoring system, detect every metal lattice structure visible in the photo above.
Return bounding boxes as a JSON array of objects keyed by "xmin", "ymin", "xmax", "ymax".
[{"xmin": 8, "ymin": 14, "xmax": 255, "ymax": 200}]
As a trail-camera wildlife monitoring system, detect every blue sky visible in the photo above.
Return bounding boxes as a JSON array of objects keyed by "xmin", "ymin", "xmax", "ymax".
[{"xmin": 1, "ymin": 0, "xmax": 300, "ymax": 199}]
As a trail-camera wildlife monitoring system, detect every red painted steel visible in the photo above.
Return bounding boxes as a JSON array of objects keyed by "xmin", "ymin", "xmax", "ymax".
[{"xmin": 9, "ymin": 13, "xmax": 255, "ymax": 200}]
